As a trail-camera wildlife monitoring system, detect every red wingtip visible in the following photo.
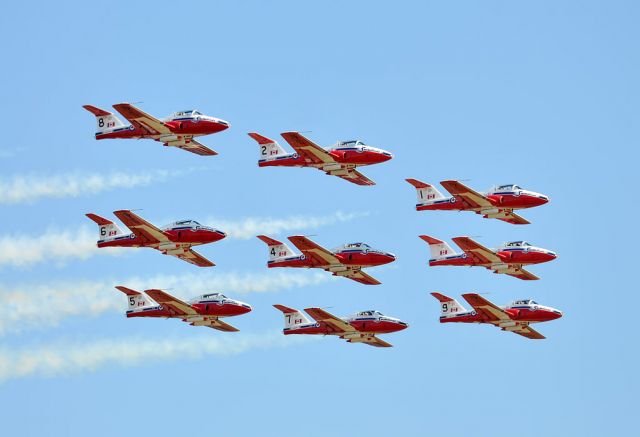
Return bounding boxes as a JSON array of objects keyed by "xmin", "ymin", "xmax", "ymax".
[
  {"xmin": 83, "ymin": 105, "xmax": 111, "ymax": 116},
  {"xmin": 248, "ymin": 132, "xmax": 276, "ymax": 145},
  {"xmin": 419, "ymin": 235, "xmax": 444, "ymax": 245},
  {"xmin": 86, "ymin": 213, "xmax": 113, "ymax": 225}
]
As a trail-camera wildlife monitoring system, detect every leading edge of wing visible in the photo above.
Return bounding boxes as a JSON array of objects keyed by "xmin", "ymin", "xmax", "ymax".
[{"xmin": 280, "ymin": 132, "xmax": 335, "ymax": 164}]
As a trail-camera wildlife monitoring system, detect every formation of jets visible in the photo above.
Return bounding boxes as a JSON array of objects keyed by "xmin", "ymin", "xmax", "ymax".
[{"xmin": 80, "ymin": 102, "xmax": 563, "ymax": 345}]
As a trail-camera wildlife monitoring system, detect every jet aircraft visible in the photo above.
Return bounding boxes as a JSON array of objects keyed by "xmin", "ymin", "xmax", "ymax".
[
  {"xmin": 406, "ymin": 179, "xmax": 549, "ymax": 224},
  {"xmin": 248, "ymin": 131, "xmax": 393, "ymax": 186},
  {"xmin": 257, "ymin": 235, "xmax": 395, "ymax": 285},
  {"xmin": 117, "ymin": 286, "xmax": 251, "ymax": 332},
  {"xmin": 420, "ymin": 235, "xmax": 557, "ymax": 280},
  {"xmin": 83, "ymin": 103, "xmax": 229, "ymax": 155},
  {"xmin": 274, "ymin": 304, "xmax": 408, "ymax": 347},
  {"xmin": 431, "ymin": 292, "xmax": 562, "ymax": 339},
  {"xmin": 86, "ymin": 210, "xmax": 225, "ymax": 267}
]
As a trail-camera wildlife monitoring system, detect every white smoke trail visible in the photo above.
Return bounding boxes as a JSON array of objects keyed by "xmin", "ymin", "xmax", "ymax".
[
  {"xmin": 0, "ymin": 169, "xmax": 183, "ymax": 204},
  {"xmin": 0, "ymin": 332, "xmax": 312, "ymax": 382},
  {"xmin": 0, "ymin": 211, "xmax": 365, "ymax": 268},
  {"xmin": 0, "ymin": 271, "xmax": 331, "ymax": 335}
]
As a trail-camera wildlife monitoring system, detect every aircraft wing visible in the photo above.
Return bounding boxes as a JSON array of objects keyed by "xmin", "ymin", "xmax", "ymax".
[
  {"xmin": 173, "ymin": 138, "xmax": 218, "ymax": 156},
  {"xmin": 304, "ymin": 307, "xmax": 356, "ymax": 334},
  {"xmin": 335, "ymin": 169, "xmax": 376, "ymax": 186},
  {"xmin": 504, "ymin": 267, "xmax": 539, "ymax": 281},
  {"xmin": 205, "ymin": 318, "xmax": 239, "ymax": 332},
  {"xmin": 287, "ymin": 236, "xmax": 340, "ymax": 266},
  {"xmin": 513, "ymin": 325, "xmax": 545, "ymax": 339},
  {"xmin": 343, "ymin": 269, "xmax": 381, "ymax": 285},
  {"xmin": 113, "ymin": 210, "xmax": 170, "ymax": 245},
  {"xmin": 364, "ymin": 336, "xmax": 393, "ymax": 348},
  {"xmin": 461, "ymin": 293, "xmax": 511, "ymax": 323},
  {"xmin": 489, "ymin": 210, "xmax": 530, "ymax": 225},
  {"xmin": 440, "ymin": 180, "xmax": 492, "ymax": 209},
  {"xmin": 144, "ymin": 289, "xmax": 197, "ymax": 317},
  {"xmin": 451, "ymin": 237, "xmax": 502, "ymax": 264},
  {"xmin": 280, "ymin": 132, "xmax": 336, "ymax": 165},
  {"xmin": 112, "ymin": 103, "xmax": 171, "ymax": 135},
  {"xmin": 171, "ymin": 248, "xmax": 215, "ymax": 267}
]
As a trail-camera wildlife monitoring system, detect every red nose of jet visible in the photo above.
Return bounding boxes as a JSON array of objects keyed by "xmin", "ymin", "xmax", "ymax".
[
  {"xmin": 381, "ymin": 252, "xmax": 396, "ymax": 265},
  {"xmin": 378, "ymin": 150, "xmax": 394, "ymax": 163},
  {"xmin": 550, "ymin": 309, "xmax": 563, "ymax": 320},
  {"xmin": 532, "ymin": 194, "xmax": 549, "ymax": 206},
  {"xmin": 238, "ymin": 303, "xmax": 252, "ymax": 315},
  {"xmin": 204, "ymin": 229, "xmax": 227, "ymax": 243}
]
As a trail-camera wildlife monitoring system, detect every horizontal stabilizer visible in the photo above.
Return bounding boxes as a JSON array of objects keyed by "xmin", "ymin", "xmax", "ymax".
[
  {"xmin": 83, "ymin": 105, "xmax": 112, "ymax": 116},
  {"xmin": 115, "ymin": 286, "xmax": 141, "ymax": 296},
  {"xmin": 85, "ymin": 213, "xmax": 113, "ymax": 225},
  {"xmin": 257, "ymin": 235, "xmax": 284, "ymax": 246},
  {"xmin": 273, "ymin": 304, "xmax": 299, "ymax": 314},
  {"xmin": 419, "ymin": 235, "xmax": 444, "ymax": 245}
]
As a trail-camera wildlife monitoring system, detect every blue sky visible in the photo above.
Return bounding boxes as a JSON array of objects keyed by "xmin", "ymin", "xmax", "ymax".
[{"xmin": 0, "ymin": 1, "xmax": 638, "ymax": 435}]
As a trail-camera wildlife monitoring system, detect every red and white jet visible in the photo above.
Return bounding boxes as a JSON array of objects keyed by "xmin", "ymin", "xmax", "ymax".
[
  {"xmin": 257, "ymin": 235, "xmax": 396, "ymax": 285},
  {"xmin": 248, "ymin": 132, "xmax": 393, "ymax": 186},
  {"xmin": 116, "ymin": 286, "xmax": 251, "ymax": 332},
  {"xmin": 406, "ymin": 179, "xmax": 549, "ymax": 225},
  {"xmin": 431, "ymin": 292, "xmax": 563, "ymax": 339},
  {"xmin": 86, "ymin": 210, "xmax": 226, "ymax": 267},
  {"xmin": 420, "ymin": 235, "xmax": 557, "ymax": 280},
  {"xmin": 274, "ymin": 305, "xmax": 408, "ymax": 347},
  {"xmin": 83, "ymin": 103, "xmax": 229, "ymax": 156}
]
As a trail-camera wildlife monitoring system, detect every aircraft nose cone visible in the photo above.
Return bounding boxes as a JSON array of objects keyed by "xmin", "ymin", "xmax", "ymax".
[
  {"xmin": 536, "ymin": 194, "xmax": 550, "ymax": 205},
  {"xmin": 546, "ymin": 251, "xmax": 558, "ymax": 261},
  {"xmin": 240, "ymin": 303, "xmax": 252, "ymax": 314},
  {"xmin": 380, "ymin": 150, "xmax": 394, "ymax": 162},
  {"xmin": 396, "ymin": 321, "xmax": 409, "ymax": 331},
  {"xmin": 384, "ymin": 252, "xmax": 397, "ymax": 264}
]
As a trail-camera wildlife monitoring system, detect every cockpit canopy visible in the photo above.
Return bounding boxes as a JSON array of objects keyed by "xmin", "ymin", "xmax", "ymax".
[
  {"xmin": 198, "ymin": 292, "xmax": 226, "ymax": 300},
  {"xmin": 338, "ymin": 140, "xmax": 366, "ymax": 148},
  {"xmin": 504, "ymin": 241, "xmax": 531, "ymax": 247},
  {"xmin": 173, "ymin": 110, "xmax": 202, "ymax": 117},
  {"xmin": 169, "ymin": 220, "xmax": 201, "ymax": 228},
  {"xmin": 493, "ymin": 184, "xmax": 522, "ymax": 192},
  {"xmin": 356, "ymin": 310, "xmax": 383, "ymax": 317},
  {"xmin": 510, "ymin": 299, "xmax": 538, "ymax": 306},
  {"xmin": 335, "ymin": 242, "xmax": 372, "ymax": 252}
]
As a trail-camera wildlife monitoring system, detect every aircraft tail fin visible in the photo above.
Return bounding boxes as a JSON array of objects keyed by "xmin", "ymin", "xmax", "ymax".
[
  {"xmin": 257, "ymin": 235, "xmax": 297, "ymax": 261},
  {"xmin": 419, "ymin": 235, "xmax": 456, "ymax": 259},
  {"xmin": 83, "ymin": 105, "xmax": 126, "ymax": 133},
  {"xmin": 406, "ymin": 179, "xmax": 446, "ymax": 202},
  {"xmin": 86, "ymin": 213, "xmax": 125, "ymax": 240},
  {"xmin": 431, "ymin": 292, "xmax": 468, "ymax": 316},
  {"xmin": 273, "ymin": 304, "xmax": 311, "ymax": 328},
  {"xmin": 115, "ymin": 286, "xmax": 157, "ymax": 310},
  {"xmin": 248, "ymin": 132, "xmax": 288, "ymax": 160}
]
